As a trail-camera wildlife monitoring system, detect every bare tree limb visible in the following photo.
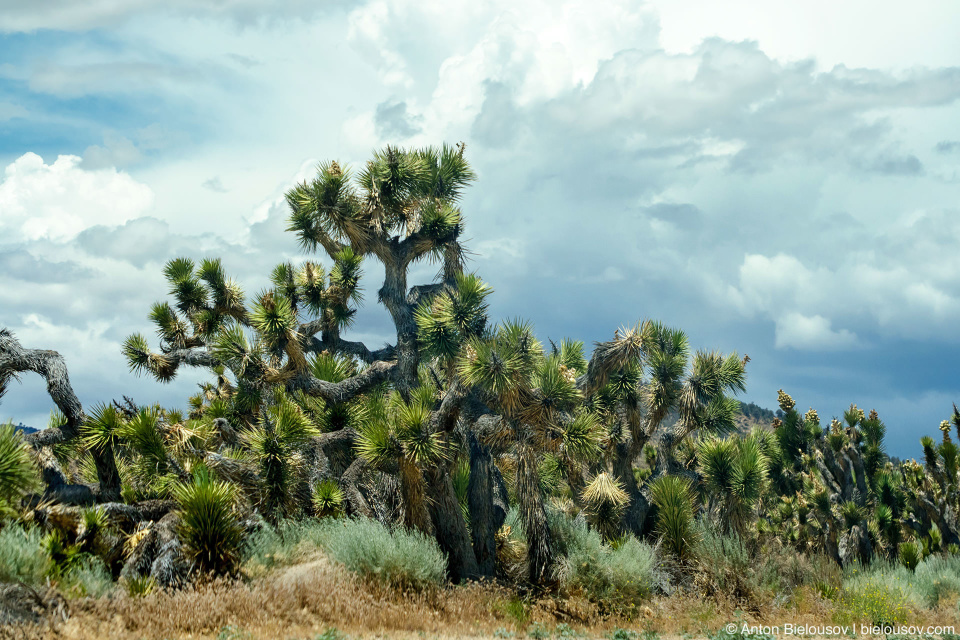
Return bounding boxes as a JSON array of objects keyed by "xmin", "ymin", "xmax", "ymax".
[
  {"xmin": 0, "ymin": 329, "xmax": 121, "ymax": 502},
  {"xmin": 288, "ymin": 359, "xmax": 396, "ymax": 403}
]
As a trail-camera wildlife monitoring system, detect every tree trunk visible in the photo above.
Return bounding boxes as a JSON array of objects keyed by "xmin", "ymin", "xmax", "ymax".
[
  {"xmin": 399, "ymin": 456, "xmax": 434, "ymax": 536},
  {"xmin": 517, "ymin": 441, "xmax": 553, "ymax": 585},
  {"xmin": 467, "ymin": 432, "xmax": 507, "ymax": 577},
  {"xmin": 425, "ymin": 466, "xmax": 479, "ymax": 582}
]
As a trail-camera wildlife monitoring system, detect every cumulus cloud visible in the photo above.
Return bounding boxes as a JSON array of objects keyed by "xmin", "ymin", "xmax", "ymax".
[
  {"xmin": 0, "ymin": 0, "xmax": 348, "ymax": 31},
  {"xmin": 0, "ymin": 153, "xmax": 154, "ymax": 244},
  {"xmin": 3, "ymin": 0, "xmax": 960, "ymax": 453},
  {"xmin": 774, "ymin": 313, "xmax": 858, "ymax": 350}
]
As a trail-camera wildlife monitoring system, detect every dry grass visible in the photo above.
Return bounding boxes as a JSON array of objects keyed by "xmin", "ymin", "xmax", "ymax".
[
  {"xmin": 5, "ymin": 552, "xmax": 960, "ymax": 640},
  {"xmin": 4, "ymin": 557, "xmax": 622, "ymax": 640}
]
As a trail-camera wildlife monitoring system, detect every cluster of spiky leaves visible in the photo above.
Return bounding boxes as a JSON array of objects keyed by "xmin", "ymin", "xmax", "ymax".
[
  {"xmin": 0, "ymin": 421, "xmax": 39, "ymax": 514},
  {"xmin": 285, "ymin": 144, "xmax": 475, "ymax": 259},
  {"xmin": 173, "ymin": 465, "xmax": 244, "ymax": 576}
]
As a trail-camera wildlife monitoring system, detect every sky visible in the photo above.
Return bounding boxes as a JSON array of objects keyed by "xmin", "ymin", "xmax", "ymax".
[{"xmin": 1, "ymin": 0, "xmax": 959, "ymax": 457}]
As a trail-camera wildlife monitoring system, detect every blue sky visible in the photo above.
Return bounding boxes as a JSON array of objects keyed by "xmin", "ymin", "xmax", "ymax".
[{"xmin": 1, "ymin": 0, "xmax": 959, "ymax": 457}]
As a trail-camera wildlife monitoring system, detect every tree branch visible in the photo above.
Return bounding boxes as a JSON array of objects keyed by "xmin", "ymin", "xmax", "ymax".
[
  {"xmin": 0, "ymin": 329, "xmax": 121, "ymax": 502},
  {"xmin": 288, "ymin": 360, "xmax": 396, "ymax": 403}
]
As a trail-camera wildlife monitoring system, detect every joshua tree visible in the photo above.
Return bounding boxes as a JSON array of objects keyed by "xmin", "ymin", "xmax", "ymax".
[
  {"xmin": 122, "ymin": 144, "xmax": 484, "ymax": 580},
  {"xmin": 578, "ymin": 321, "xmax": 747, "ymax": 537}
]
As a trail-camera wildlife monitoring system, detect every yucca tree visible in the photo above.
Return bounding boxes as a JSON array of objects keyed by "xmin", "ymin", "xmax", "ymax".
[
  {"xmin": 124, "ymin": 145, "xmax": 485, "ymax": 581},
  {"xmin": 458, "ymin": 319, "xmax": 604, "ymax": 584},
  {"xmin": 578, "ymin": 320, "xmax": 746, "ymax": 536},
  {"xmin": 696, "ymin": 432, "xmax": 769, "ymax": 538}
]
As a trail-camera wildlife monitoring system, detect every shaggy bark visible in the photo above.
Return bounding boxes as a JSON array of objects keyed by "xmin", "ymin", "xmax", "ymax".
[
  {"xmin": 467, "ymin": 431, "xmax": 508, "ymax": 577},
  {"xmin": 516, "ymin": 441, "xmax": 553, "ymax": 585},
  {"xmin": 339, "ymin": 458, "xmax": 374, "ymax": 518},
  {"xmin": 0, "ymin": 329, "xmax": 121, "ymax": 503},
  {"xmin": 290, "ymin": 360, "xmax": 397, "ymax": 404},
  {"xmin": 425, "ymin": 465, "xmax": 480, "ymax": 583}
]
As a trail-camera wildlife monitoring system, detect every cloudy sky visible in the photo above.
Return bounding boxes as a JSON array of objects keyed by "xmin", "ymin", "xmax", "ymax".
[{"xmin": 1, "ymin": 0, "xmax": 959, "ymax": 456}]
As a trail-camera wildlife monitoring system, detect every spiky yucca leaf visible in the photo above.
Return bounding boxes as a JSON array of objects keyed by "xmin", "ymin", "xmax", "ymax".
[
  {"xmin": 416, "ymin": 198, "xmax": 461, "ymax": 244},
  {"xmin": 498, "ymin": 318, "xmax": 542, "ymax": 374},
  {"xmin": 123, "ymin": 333, "xmax": 153, "ymax": 375},
  {"xmin": 309, "ymin": 352, "xmax": 357, "ymax": 383},
  {"xmin": 650, "ymin": 474, "xmax": 698, "ymax": 561},
  {"xmin": 899, "ymin": 540, "xmax": 921, "ymax": 571},
  {"xmin": 118, "ymin": 408, "xmax": 169, "ymax": 473},
  {"xmin": 530, "ymin": 355, "xmax": 581, "ymax": 413},
  {"xmin": 149, "ymin": 302, "xmax": 190, "ymax": 348},
  {"xmin": 697, "ymin": 436, "xmax": 737, "ymax": 494},
  {"xmin": 312, "ymin": 479, "xmax": 344, "ymax": 518},
  {"xmin": 329, "ymin": 247, "xmax": 364, "ymax": 303},
  {"xmin": 583, "ymin": 472, "xmax": 629, "ymax": 508},
  {"xmin": 356, "ymin": 419, "xmax": 399, "ymax": 467},
  {"xmin": 296, "ymin": 262, "xmax": 326, "ymax": 314},
  {"xmin": 451, "ymin": 273, "xmax": 491, "ymax": 335},
  {"xmin": 417, "ymin": 143, "xmax": 477, "ymax": 202},
  {"xmin": 393, "ymin": 397, "xmax": 446, "ymax": 465},
  {"xmin": 415, "ymin": 299, "xmax": 461, "ymax": 361},
  {"xmin": 0, "ymin": 422, "xmax": 39, "ymax": 506},
  {"xmin": 250, "ymin": 292, "xmax": 298, "ymax": 350},
  {"xmin": 458, "ymin": 337, "xmax": 522, "ymax": 400},
  {"xmin": 560, "ymin": 410, "xmax": 604, "ymax": 461},
  {"xmin": 174, "ymin": 466, "xmax": 243, "ymax": 576},
  {"xmin": 582, "ymin": 471, "xmax": 629, "ymax": 541},
  {"xmin": 81, "ymin": 403, "xmax": 123, "ymax": 451},
  {"xmin": 556, "ymin": 338, "xmax": 587, "ymax": 374}
]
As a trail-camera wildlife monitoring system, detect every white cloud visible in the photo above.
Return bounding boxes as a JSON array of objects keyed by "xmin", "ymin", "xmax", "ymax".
[
  {"xmin": 0, "ymin": 153, "xmax": 154, "ymax": 244},
  {"xmin": 774, "ymin": 312, "xmax": 858, "ymax": 350}
]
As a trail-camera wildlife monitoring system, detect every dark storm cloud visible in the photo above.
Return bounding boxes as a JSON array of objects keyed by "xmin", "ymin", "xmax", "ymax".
[
  {"xmin": 374, "ymin": 100, "xmax": 422, "ymax": 140},
  {"xmin": 0, "ymin": 249, "xmax": 94, "ymax": 283}
]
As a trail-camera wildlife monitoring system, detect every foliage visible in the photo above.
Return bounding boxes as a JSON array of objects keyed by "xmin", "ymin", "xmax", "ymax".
[
  {"xmin": 174, "ymin": 466, "xmax": 244, "ymax": 576},
  {"xmin": 0, "ymin": 421, "xmax": 39, "ymax": 512},
  {"xmin": 314, "ymin": 517, "xmax": 447, "ymax": 591},
  {"xmin": 650, "ymin": 475, "xmax": 698, "ymax": 561},
  {"xmin": 550, "ymin": 511, "xmax": 659, "ymax": 613},
  {"xmin": 0, "ymin": 524, "xmax": 51, "ymax": 585}
]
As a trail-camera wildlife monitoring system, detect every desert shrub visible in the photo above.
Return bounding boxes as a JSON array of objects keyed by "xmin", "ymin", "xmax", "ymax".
[
  {"xmin": 695, "ymin": 528, "xmax": 754, "ymax": 600},
  {"xmin": 0, "ymin": 524, "xmax": 51, "ymax": 585},
  {"xmin": 834, "ymin": 563, "xmax": 911, "ymax": 626},
  {"xmin": 242, "ymin": 518, "xmax": 328, "ymax": 572},
  {"xmin": 912, "ymin": 554, "xmax": 960, "ymax": 608},
  {"xmin": 61, "ymin": 555, "xmax": 114, "ymax": 598},
  {"xmin": 316, "ymin": 517, "xmax": 446, "ymax": 590},
  {"xmin": 550, "ymin": 511, "xmax": 659, "ymax": 612}
]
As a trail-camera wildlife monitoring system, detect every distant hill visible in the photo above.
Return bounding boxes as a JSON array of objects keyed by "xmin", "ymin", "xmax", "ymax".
[
  {"xmin": 9, "ymin": 422, "xmax": 38, "ymax": 435},
  {"xmin": 736, "ymin": 400, "xmax": 777, "ymax": 433}
]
